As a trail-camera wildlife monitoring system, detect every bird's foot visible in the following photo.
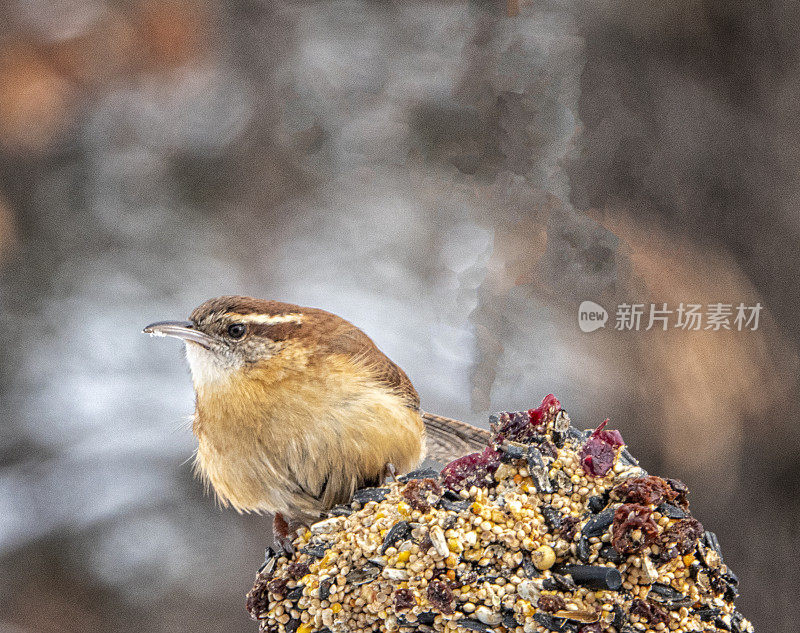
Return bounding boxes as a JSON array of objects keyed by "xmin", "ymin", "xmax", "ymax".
[
  {"xmin": 272, "ymin": 513, "xmax": 296, "ymax": 555},
  {"xmin": 383, "ymin": 462, "xmax": 399, "ymax": 483}
]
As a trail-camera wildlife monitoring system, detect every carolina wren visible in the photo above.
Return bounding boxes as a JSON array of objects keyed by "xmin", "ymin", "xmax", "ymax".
[{"xmin": 144, "ymin": 296, "xmax": 488, "ymax": 547}]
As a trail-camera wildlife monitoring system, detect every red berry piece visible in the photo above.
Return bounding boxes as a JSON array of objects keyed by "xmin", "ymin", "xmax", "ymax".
[
  {"xmin": 492, "ymin": 394, "xmax": 562, "ymax": 443},
  {"xmin": 612, "ymin": 504, "xmax": 660, "ymax": 554},
  {"xmin": 630, "ymin": 599, "xmax": 669, "ymax": 625},
  {"xmin": 661, "ymin": 518, "xmax": 704, "ymax": 555},
  {"xmin": 611, "ymin": 476, "xmax": 677, "ymax": 506},
  {"xmin": 245, "ymin": 575, "xmax": 271, "ymax": 620},
  {"xmin": 400, "ymin": 478, "xmax": 442, "ymax": 512},
  {"xmin": 529, "ymin": 393, "xmax": 561, "ymax": 428},
  {"xmin": 267, "ymin": 577, "xmax": 287, "ymax": 599},
  {"xmin": 426, "ymin": 579, "xmax": 455, "ymax": 614},
  {"xmin": 538, "ymin": 595, "xmax": 566, "ymax": 613},
  {"xmin": 441, "ymin": 446, "xmax": 501, "ymax": 493},
  {"xmin": 394, "ymin": 588, "xmax": 416, "ymax": 611},
  {"xmin": 580, "ymin": 419, "xmax": 624, "ymax": 477},
  {"xmin": 286, "ymin": 561, "xmax": 310, "ymax": 580}
]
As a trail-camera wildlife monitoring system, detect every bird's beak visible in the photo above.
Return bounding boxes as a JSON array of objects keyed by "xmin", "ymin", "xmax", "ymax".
[{"xmin": 142, "ymin": 320, "xmax": 216, "ymax": 349}]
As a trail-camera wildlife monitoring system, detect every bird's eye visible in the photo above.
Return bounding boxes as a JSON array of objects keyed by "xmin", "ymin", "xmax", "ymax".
[{"xmin": 227, "ymin": 323, "xmax": 247, "ymax": 339}]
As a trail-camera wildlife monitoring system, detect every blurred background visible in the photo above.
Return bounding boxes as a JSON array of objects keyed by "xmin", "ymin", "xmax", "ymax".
[{"xmin": 0, "ymin": 0, "xmax": 798, "ymax": 631}]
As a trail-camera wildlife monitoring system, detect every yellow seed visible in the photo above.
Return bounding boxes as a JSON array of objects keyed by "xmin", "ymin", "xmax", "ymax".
[
  {"xmin": 398, "ymin": 502, "xmax": 411, "ymax": 516},
  {"xmin": 446, "ymin": 554, "xmax": 459, "ymax": 568},
  {"xmin": 398, "ymin": 550, "xmax": 411, "ymax": 562},
  {"xmin": 331, "ymin": 603, "xmax": 342, "ymax": 614},
  {"xmin": 447, "ymin": 538, "xmax": 462, "ymax": 552},
  {"xmin": 375, "ymin": 512, "xmax": 386, "ymax": 520},
  {"xmin": 683, "ymin": 554, "xmax": 695, "ymax": 566},
  {"xmin": 297, "ymin": 624, "xmax": 314, "ymax": 633},
  {"xmin": 471, "ymin": 502, "xmax": 483, "ymax": 514},
  {"xmin": 532, "ymin": 544, "xmax": 556, "ymax": 571}
]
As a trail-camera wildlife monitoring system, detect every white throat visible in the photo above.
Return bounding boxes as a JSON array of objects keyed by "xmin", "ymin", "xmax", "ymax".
[{"xmin": 184, "ymin": 342, "xmax": 239, "ymax": 389}]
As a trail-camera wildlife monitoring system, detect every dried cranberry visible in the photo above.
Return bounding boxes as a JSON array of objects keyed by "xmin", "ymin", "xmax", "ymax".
[
  {"xmin": 401, "ymin": 478, "xmax": 442, "ymax": 512},
  {"xmin": 559, "ymin": 515, "xmax": 581, "ymax": 541},
  {"xmin": 538, "ymin": 595, "xmax": 566, "ymax": 613},
  {"xmin": 493, "ymin": 411, "xmax": 532, "ymax": 441},
  {"xmin": 660, "ymin": 518, "xmax": 704, "ymax": 555},
  {"xmin": 419, "ymin": 533, "xmax": 434, "ymax": 552},
  {"xmin": 580, "ymin": 419, "xmax": 624, "ymax": 477},
  {"xmin": 441, "ymin": 446, "xmax": 501, "ymax": 492},
  {"xmin": 529, "ymin": 394, "xmax": 562, "ymax": 428},
  {"xmin": 630, "ymin": 599, "xmax": 669, "ymax": 625},
  {"xmin": 286, "ymin": 561, "xmax": 309, "ymax": 580},
  {"xmin": 492, "ymin": 394, "xmax": 562, "ymax": 442},
  {"xmin": 267, "ymin": 577, "xmax": 287, "ymax": 599},
  {"xmin": 612, "ymin": 504, "xmax": 659, "ymax": 554},
  {"xmin": 666, "ymin": 478, "xmax": 690, "ymax": 509},
  {"xmin": 612, "ymin": 476, "xmax": 677, "ymax": 506},
  {"xmin": 394, "ymin": 588, "xmax": 416, "ymax": 611},
  {"xmin": 246, "ymin": 575, "xmax": 271, "ymax": 620},
  {"xmin": 426, "ymin": 579, "xmax": 454, "ymax": 614}
]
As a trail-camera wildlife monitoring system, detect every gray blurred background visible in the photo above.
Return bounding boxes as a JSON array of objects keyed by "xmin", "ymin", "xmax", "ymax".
[{"xmin": 0, "ymin": 0, "xmax": 798, "ymax": 631}]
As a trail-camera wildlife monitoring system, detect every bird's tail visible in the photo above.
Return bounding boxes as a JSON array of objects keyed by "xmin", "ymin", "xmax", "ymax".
[{"xmin": 420, "ymin": 411, "xmax": 492, "ymax": 464}]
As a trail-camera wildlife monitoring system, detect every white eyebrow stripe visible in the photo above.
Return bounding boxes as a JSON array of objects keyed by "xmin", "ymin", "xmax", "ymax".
[{"xmin": 227, "ymin": 313, "xmax": 304, "ymax": 325}]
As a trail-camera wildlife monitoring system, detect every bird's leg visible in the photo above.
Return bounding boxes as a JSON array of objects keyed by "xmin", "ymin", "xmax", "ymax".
[
  {"xmin": 383, "ymin": 462, "xmax": 398, "ymax": 483},
  {"xmin": 272, "ymin": 512, "xmax": 296, "ymax": 555}
]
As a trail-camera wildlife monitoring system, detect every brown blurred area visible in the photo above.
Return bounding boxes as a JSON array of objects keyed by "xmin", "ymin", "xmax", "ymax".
[{"xmin": 0, "ymin": 1, "xmax": 797, "ymax": 632}]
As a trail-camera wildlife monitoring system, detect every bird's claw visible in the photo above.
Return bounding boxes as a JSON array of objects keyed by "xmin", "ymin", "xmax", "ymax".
[
  {"xmin": 276, "ymin": 534, "xmax": 295, "ymax": 556},
  {"xmin": 384, "ymin": 462, "xmax": 398, "ymax": 483},
  {"xmin": 272, "ymin": 512, "xmax": 296, "ymax": 555}
]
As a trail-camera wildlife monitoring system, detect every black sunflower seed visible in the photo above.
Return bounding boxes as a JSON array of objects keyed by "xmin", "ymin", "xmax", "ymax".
[
  {"xmin": 379, "ymin": 520, "xmax": 411, "ymax": 554},
  {"xmin": 656, "ymin": 503, "xmax": 686, "ymax": 519},
  {"xmin": 577, "ymin": 536, "xmax": 591, "ymax": 563},
  {"xmin": 399, "ymin": 468, "xmax": 440, "ymax": 482},
  {"xmin": 458, "ymin": 619, "xmax": 490, "ymax": 632},
  {"xmin": 352, "ymin": 487, "xmax": 389, "ymax": 504},
  {"xmin": 587, "ymin": 495, "xmax": 608, "ymax": 513},
  {"xmin": 599, "ymin": 544, "xmax": 624, "ymax": 564},
  {"xmin": 582, "ymin": 507, "xmax": 615, "ymax": 538}
]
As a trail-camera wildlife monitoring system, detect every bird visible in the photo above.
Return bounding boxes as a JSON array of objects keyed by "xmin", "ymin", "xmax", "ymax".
[{"xmin": 144, "ymin": 295, "xmax": 489, "ymax": 550}]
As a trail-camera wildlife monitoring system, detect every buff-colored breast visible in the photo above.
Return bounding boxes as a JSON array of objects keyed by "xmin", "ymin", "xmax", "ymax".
[{"xmin": 190, "ymin": 347, "xmax": 426, "ymax": 523}]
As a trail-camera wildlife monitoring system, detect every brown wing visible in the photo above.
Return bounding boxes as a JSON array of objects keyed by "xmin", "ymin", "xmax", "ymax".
[
  {"xmin": 316, "ymin": 320, "xmax": 420, "ymax": 410},
  {"xmin": 314, "ymin": 316, "xmax": 490, "ymax": 462},
  {"xmin": 421, "ymin": 411, "xmax": 492, "ymax": 463}
]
